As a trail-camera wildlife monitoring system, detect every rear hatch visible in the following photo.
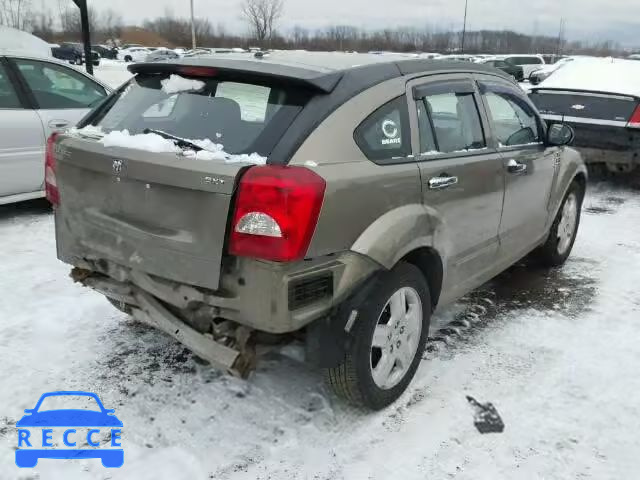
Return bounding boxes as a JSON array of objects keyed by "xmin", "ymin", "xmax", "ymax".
[
  {"xmin": 529, "ymin": 89, "xmax": 640, "ymax": 150},
  {"xmin": 54, "ymin": 67, "xmax": 312, "ymax": 290}
]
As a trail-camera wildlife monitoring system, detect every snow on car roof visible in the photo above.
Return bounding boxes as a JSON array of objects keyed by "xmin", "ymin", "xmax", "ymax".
[
  {"xmin": 536, "ymin": 58, "xmax": 640, "ymax": 98},
  {"xmin": 0, "ymin": 26, "xmax": 52, "ymax": 58}
]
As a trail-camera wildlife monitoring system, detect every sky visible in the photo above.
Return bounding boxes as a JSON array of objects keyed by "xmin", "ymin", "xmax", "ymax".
[{"xmin": 79, "ymin": 0, "xmax": 637, "ymax": 45}]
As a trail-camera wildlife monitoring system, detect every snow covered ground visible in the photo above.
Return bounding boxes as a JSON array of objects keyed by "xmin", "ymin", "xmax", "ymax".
[
  {"xmin": 1, "ymin": 182, "xmax": 639, "ymax": 479},
  {"xmin": 92, "ymin": 59, "xmax": 133, "ymax": 89}
]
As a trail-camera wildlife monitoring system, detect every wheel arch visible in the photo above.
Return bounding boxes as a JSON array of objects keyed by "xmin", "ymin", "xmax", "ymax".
[{"xmin": 398, "ymin": 247, "xmax": 444, "ymax": 311}]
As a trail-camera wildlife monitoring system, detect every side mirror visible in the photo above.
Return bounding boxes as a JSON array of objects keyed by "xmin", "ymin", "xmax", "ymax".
[{"xmin": 547, "ymin": 123, "xmax": 575, "ymax": 146}]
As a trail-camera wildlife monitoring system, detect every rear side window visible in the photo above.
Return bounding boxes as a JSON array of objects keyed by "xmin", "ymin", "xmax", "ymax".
[
  {"xmin": 529, "ymin": 90, "xmax": 638, "ymax": 123},
  {"xmin": 86, "ymin": 73, "xmax": 311, "ymax": 156},
  {"xmin": 416, "ymin": 91, "xmax": 486, "ymax": 154},
  {"xmin": 510, "ymin": 56, "xmax": 542, "ymax": 65},
  {"xmin": 480, "ymin": 83, "xmax": 541, "ymax": 146},
  {"xmin": 354, "ymin": 96, "xmax": 410, "ymax": 163}
]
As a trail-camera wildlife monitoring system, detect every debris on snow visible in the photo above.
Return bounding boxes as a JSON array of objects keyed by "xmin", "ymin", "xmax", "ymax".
[
  {"xmin": 161, "ymin": 74, "xmax": 206, "ymax": 94},
  {"xmin": 467, "ymin": 395, "xmax": 505, "ymax": 434}
]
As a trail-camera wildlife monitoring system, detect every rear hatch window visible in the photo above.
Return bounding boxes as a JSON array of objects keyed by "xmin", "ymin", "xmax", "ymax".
[
  {"xmin": 530, "ymin": 89, "xmax": 638, "ymax": 123},
  {"xmin": 83, "ymin": 72, "xmax": 311, "ymax": 160}
]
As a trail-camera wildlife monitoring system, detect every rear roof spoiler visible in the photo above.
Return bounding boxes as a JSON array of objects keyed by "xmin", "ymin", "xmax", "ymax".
[{"xmin": 128, "ymin": 60, "xmax": 344, "ymax": 93}]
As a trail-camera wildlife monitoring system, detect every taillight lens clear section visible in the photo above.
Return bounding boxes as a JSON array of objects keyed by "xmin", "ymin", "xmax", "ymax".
[
  {"xmin": 627, "ymin": 104, "xmax": 640, "ymax": 129},
  {"xmin": 229, "ymin": 166, "xmax": 326, "ymax": 262},
  {"xmin": 45, "ymin": 133, "xmax": 60, "ymax": 205}
]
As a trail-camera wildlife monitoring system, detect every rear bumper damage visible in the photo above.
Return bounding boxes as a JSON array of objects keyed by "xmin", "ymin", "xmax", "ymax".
[{"xmin": 68, "ymin": 252, "xmax": 379, "ymax": 375}]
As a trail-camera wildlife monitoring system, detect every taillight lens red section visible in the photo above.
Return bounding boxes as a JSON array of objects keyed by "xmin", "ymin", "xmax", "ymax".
[
  {"xmin": 45, "ymin": 133, "xmax": 60, "ymax": 205},
  {"xmin": 627, "ymin": 104, "xmax": 640, "ymax": 129},
  {"xmin": 229, "ymin": 166, "xmax": 326, "ymax": 262}
]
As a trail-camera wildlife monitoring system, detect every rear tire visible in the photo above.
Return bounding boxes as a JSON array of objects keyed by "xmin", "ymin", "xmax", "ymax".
[
  {"xmin": 124, "ymin": 55, "xmax": 132, "ymax": 62},
  {"xmin": 535, "ymin": 181, "xmax": 584, "ymax": 266},
  {"xmin": 324, "ymin": 262, "xmax": 431, "ymax": 410}
]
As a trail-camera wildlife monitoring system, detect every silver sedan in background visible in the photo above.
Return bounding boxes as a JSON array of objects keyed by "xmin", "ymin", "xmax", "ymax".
[{"xmin": 0, "ymin": 54, "xmax": 110, "ymax": 205}]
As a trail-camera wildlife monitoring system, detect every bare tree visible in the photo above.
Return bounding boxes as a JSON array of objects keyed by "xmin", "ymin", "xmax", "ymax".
[
  {"xmin": 240, "ymin": 0, "xmax": 284, "ymax": 46},
  {"xmin": 0, "ymin": 0, "xmax": 32, "ymax": 30},
  {"xmin": 101, "ymin": 8, "xmax": 124, "ymax": 44}
]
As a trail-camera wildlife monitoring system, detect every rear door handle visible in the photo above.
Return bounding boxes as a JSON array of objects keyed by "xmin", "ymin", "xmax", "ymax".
[
  {"xmin": 428, "ymin": 175, "xmax": 458, "ymax": 190},
  {"xmin": 48, "ymin": 120, "xmax": 70, "ymax": 130},
  {"xmin": 507, "ymin": 159, "xmax": 527, "ymax": 174}
]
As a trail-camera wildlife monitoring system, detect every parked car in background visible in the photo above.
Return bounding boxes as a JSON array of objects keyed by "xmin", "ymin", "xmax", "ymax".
[
  {"xmin": 627, "ymin": 54, "xmax": 640, "ymax": 61},
  {"xmin": 92, "ymin": 45, "xmax": 118, "ymax": 60},
  {"xmin": 120, "ymin": 43, "xmax": 144, "ymax": 50},
  {"xmin": 51, "ymin": 43, "xmax": 100, "ymax": 66},
  {"xmin": 530, "ymin": 58, "xmax": 640, "ymax": 174},
  {"xmin": 146, "ymin": 48, "xmax": 180, "ymax": 62},
  {"xmin": 529, "ymin": 56, "xmax": 597, "ymax": 85},
  {"xmin": 479, "ymin": 58, "xmax": 524, "ymax": 81},
  {"xmin": 117, "ymin": 47, "xmax": 151, "ymax": 62},
  {"xmin": 50, "ymin": 54, "xmax": 585, "ymax": 410},
  {"xmin": 494, "ymin": 55, "xmax": 545, "ymax": 79},
  {"xmin": 0, "ymin": 53, "xmax": 110, "ymax": 205},
  {"xmin": 439, "ymin": 54, "xmax": 475, "ymax": 62}
]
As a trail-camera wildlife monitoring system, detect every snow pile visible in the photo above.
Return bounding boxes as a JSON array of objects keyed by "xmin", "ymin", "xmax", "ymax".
[
  {"xmin": 182, "ymin": 140, "xmax": 267, "ymax": 164},
  {"xmin": 0, "ymin": 26, "xmax": 52, "ymax": 58},
  {"xmin": 161, "ymin": 74, "xmax": 206, "ymax": 94},
  {"xmin": 537, "ymin": 58, "xmax": 640, "ymax": 97}
]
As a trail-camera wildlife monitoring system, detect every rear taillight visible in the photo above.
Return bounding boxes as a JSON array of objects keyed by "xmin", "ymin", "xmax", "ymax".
[
  {"xmin": 45, "ymin": 133, "xmax": 60, "ymax": 205},
  {"xmin": 229, "ymin": 166, "xmax": 326, "ymax": 262},
  {"xmin": 627, "ymin": 104, "xmax": 640, "ymax": 129}
]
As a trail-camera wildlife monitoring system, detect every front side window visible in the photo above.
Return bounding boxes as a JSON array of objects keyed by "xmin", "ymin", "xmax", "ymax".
[
  {"xmin": 13, "ymin": 59, "xmax": 106, "ymax": 109},
  {"xmin": 416, "ymin": 91, "xmax": 486, "ymax": 154},
  {"xmin": 0, "ymin": 63, "xmax": 21, "ymax": 109},
  {"xmin": 354, "ymin": 96, "xmax": 410, "ymax": 162},
  {"xmin": 481, "ymin": 84, "xmax": 541, "ymax": 146}
]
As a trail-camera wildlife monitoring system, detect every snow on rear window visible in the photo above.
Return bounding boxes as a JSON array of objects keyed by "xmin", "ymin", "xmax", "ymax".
[
  {"xmin": 161, "ymin": 74, "xmax": 205, "ymax": 94},
  {"xmin": 85, "ymin": 73, "xmax": 310, "ymax": 158}
]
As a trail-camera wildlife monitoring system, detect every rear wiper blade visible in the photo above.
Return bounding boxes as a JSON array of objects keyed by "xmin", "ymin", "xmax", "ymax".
[{"xmin": 142, "ymin": 128, "xmax": 205, "ymax": 152}]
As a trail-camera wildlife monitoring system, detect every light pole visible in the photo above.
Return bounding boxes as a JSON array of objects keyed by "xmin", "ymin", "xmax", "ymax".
[
  {"xmin": 190, "ymin": 0, "xmax": 197, "ymax": 49},
  {"xmin": 461, "ymin": 0, "xmax": 468, "ymax": 53}
]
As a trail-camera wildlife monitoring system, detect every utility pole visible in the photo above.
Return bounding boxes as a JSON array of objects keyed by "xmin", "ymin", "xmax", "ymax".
[
  {"xmin": 72, "ymin": 0, "xmax": 93, "ymax": 75},
  {"xmin": 461, "ymin": 0, "xmax": 469, "ymax": 53},
  {"xmin": 190, "ymin": 0, "xmax": 197, "ymax": 49},
  {"xmin": 556, "ymin": 18, "xmax": 566, "ymax": 56}
]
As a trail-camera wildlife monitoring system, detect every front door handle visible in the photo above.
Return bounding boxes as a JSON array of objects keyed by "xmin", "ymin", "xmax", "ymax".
[
  {"xmin": 428, "ymin": 175, "xmax": 458, "ymax": 190},
  {"xmin": 507, "ymin": 159, "xmax": 527, "ymax": 174}
]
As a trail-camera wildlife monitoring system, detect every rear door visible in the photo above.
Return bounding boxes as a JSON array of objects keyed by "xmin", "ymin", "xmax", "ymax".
[
  {"xmin": 407, "ymin": 74, "xmax": 505, "ymax": 300},
  {"xmin": 0, "ymin": 58, "xmax": 46, "ymax": 199},
  {"xmin": 476, "ymin": 76, "xmax": 558, "ymax": 262},
  {"xmin": 10, "ymin": 58, "xmax": 108, "ymax": 139}
]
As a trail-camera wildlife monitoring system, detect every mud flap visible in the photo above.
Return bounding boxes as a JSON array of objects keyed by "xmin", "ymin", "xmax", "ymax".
[
  {"xmin": 306, "ymin": 272, "xmax": 382, "ymax": 368},
  {"xmin": 131, "ymin": 290, "xmax": 251, "ymax": 377}
]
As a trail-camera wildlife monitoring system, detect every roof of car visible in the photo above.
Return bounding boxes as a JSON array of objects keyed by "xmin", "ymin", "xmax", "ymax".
[{"xmin": 129, "ymin": 51, "xmax": 511, "ymax": 93}]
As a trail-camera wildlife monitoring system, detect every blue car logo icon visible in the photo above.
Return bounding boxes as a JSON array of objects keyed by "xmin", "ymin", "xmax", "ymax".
[{"xmin": 16, "ymin": 391, "xmax": 123, "ymax": 468}]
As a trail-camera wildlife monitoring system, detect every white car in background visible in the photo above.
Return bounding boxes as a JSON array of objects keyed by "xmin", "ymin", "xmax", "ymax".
[
  {"xmin": 493, "ymin": 54, "xmax": 546, "ymax": 79},
  {"xmin": 0, "ymin": 28, "xmax": 111, "ymax": 204},
  {"xmin": 117, "ymin": 47, "xmax": 151, "ymax": 63},
  {"xmin": 529, "ymin": 56, "xmax": 596, "ymax": 85}
]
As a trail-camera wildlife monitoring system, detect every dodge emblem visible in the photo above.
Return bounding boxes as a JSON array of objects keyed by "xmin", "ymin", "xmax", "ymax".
[{"xmin": 112, "ymin": 159, "xmax": 123, "ymax": 174}]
